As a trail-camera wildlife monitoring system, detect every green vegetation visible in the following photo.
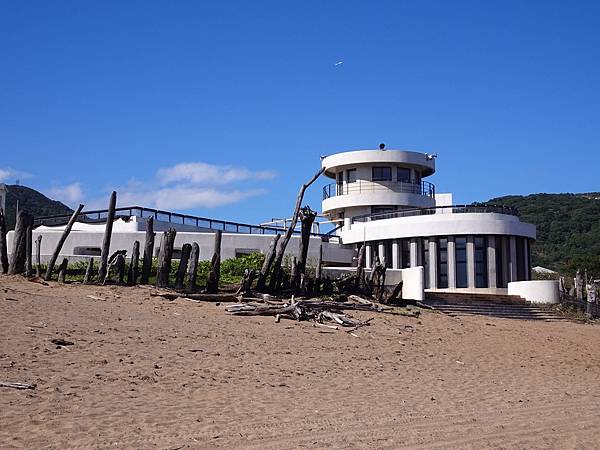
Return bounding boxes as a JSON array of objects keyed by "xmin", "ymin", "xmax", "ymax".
[
  {"xmin": 484, "ymin": 193, "xmax": 600, "ymax": 277},
  {"xmin": 3, "ymin": 184, "xmax": 73, "ymax": 230}
]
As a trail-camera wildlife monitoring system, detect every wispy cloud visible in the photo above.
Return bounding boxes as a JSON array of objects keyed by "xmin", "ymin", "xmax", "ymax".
[
  {"xmin": 47, "ymin": 182, "xmax": 85, "ymax": 206},
  {"xmin": 0, "ymin": 168, "xmax": 32, "ymax": 183},
  {"xmin": 157, "ymin": 162, "xmax": 276, "ymax": 186}
]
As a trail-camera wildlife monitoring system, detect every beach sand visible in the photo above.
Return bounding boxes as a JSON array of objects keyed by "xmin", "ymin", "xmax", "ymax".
[{"xmin": 2, "ymin": 275, "xmax": 600, "ymax": 449}]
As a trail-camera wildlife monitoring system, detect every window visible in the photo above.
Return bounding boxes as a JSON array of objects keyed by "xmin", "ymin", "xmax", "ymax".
[
  {"xmin": 336, "ymin": 171, "xmax": 344, "ymax": 195},
  {"xmin": 397, "ymin": 167, "xmax": 411, "ymax": 183},
  {"xmin": 346, "ymin": 168, "xmax": 357, "ymax": 183},
  {"xmin": 455, "ymin": 237, "xmax": 468, "ymax": 288},
  {"xmin": 437, "ymin": 238, "xmax": 448, "ymax": 288},
  {"xmin": 422, "ymin": 238, "xmax": 430, "ymax": 288},
  {"xmin": 371, "ymin": 206, "xmax": 396, "ymax": 220},
  {"xmin": 414, "ymin": 171, "xmax": 422, "ymax": 184},
  {"xmin": 495, "ymin": 237, "xmax": 506, "ymax": 287},
  {"xmin": 516, "ymin": 237, "xmax": 526, "ymax": 281},
  {"xmin": 475, "ymin": 237, "xmax": 488, "ymax": 288},
  {"xmin": 401, "ymin": 240, "xmax": 411, "ymax": 269},
  {"xmin": 372, "ymin": 166, "xmax": 392, "ymax": 181}
]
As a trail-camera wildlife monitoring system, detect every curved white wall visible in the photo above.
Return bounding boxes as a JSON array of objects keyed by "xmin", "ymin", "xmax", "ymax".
[
  {"xmin": 323, "ymin": 190, "xmax": 435, "ymax": 213},
  {"xmin": 508, "ymin": 280, "xmax": 559, "ymax": 304},
  {"xmin": 321, "ymin": 149, "xmax": 435, "ymax": 177}
]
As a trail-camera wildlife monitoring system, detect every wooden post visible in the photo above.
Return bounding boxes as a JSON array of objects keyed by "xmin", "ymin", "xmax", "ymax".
[
  {"xmin": 8, "ymin": 211, "xmax": 34, "ymax": 275},
  {"xmin": 576, "ymin": 269, "xmax": 583, "ymax": 302},
  {"xmin": 116, "ymin": 254, "xmax": 126, "ymax": 285},
  {"xmin": 83, "ymin": 257, "xmax": 94, "ymax": 284},
  {"xmin": 25, "ymin": 225, "xmax": 33, "ymax": 277},
  {"xmin": 206, "ymin": 230, "xmax": 222, "ymax": 293},
  {"xmin": 127, "ymin": 240, "xmax": 140, "ymax": 285},
  {"xmin": 44, "ymin": 204, "xmax": 85, "ymax": 280},
  {"xmin": 57, "ymin": 258, "xmax": 68, "ymax": 283},
  {"xmin": 0, "ymin": 208, "xmax": 8, "ymax": 274},
  {"xmin": 155, "ymin": 229, "xmax": 176, "ymax": 288},
  {"xmin": 175, "ymin": 243, "xmax": 192, "ymax": 290},
  {"xmin": 35, "ymin": 235, "xmax": 42, "ymax": 277},
  {"xmin": 269, "ymin": 167, "xmax": 325, "ymax": 292},
  {"xmin": 256, "ymin": 234, "xmax": 280, "ymax": 292},
  {"xmin": 292, "ymin": 206, "xmax": 317, "ymax": 290},
  {"xmin": 98, "ymin": 192, "xmax": 117, "ymax": 283},
  {"xmin": 355, "ymin": 244, "xmax": 367, "ymax": 292},
  {"xmin": 314, "ymin": 241, "xmax": 323, "ymax": 294},
  {"xmin": 186, "ymin": 242, "xmax": 199, "ymax": 293},
  {"xmin": 140, "ymin": 217, "xmax": 155, "ymax": 284}
]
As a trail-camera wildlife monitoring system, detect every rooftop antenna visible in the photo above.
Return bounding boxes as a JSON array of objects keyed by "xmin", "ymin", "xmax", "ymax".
[{"xmin": 379, "ymin": 143, "xmax": 386, "ymax": 151}]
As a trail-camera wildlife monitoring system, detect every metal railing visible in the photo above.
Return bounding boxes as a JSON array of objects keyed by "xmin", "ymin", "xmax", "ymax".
[
  {"xmin": 323, "ymin": 180, "xmax": 435, "ymax": 200},
  {"xmin": 33, "ymin": 205, "xmax": 329, "ymax": 238},
  {"xmin": 351, "ymin": 204, "xmax": 520, "ymax": 223}
]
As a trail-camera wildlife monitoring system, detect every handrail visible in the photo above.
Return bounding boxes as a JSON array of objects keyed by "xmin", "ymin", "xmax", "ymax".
[
  {"xmin": 33, "ymin": 205, "xmax": 328, "ymax": 237},
  {"xmin": 323, "ymin": 180, "xmax": 435, "ymax": 200},
  {"xmin": 351, "ymin": 204, "xmax": 519, "ymax": 223}
]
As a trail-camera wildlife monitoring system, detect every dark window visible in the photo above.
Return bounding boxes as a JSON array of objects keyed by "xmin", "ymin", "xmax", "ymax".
[
  {"xmin": 372, "ymin": 166, "xmax": 392, "ymax": 181},
  {"xmin": 495, "ymin": 237, "xmax": 506, "ymax": 288},
  {"xmin": 422, "ymin": 238, "xmax": 430, "ymax": 288},
  {"xmin": 371, "ymin": 206, "xmax": 396, "ymax": 220},
  {"xmin": 336, "ymin": 171, "xmax": 344, "ymax": 195},
  {"xmin": 455, "ymin": 237, "xmax": 468, "ymax": 288},
  {"xmin": 397, "ymin": 167, "xmax": 411, "ymax": 183},
  {"xmin": 401, "ymin": 239, "xmax": 411, "ymax": 268},
  {"xmin": 346, "ymin": 168, "xmax": 357, "ymax": 183},
  {"xmin": 516, "ymin": 237, "xmax": 526, "ymax": 280},
  {"xmin": 475, "ymin": 236, "xmax": 488, "ymax": 288},
  {"xmin": 437, "ymin": 238, "xmax": 448, "ymax": 288},
  {"xmin": 414, "ymin": 171, "xmax": 422, "ymax": 184}
]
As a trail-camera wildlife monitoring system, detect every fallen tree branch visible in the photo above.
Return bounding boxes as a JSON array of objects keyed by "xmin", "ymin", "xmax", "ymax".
[{"xmin": 0, "ymin": 381, "xmax": 36, "ymax": 390}]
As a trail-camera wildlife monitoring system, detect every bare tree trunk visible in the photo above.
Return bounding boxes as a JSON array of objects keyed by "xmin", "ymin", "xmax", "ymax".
[
  {"xmin": 206, "ymin": 230, "xmax": 222, "ymax": 293},
  {"xmin": 98, "ymin": 192, "xmax": 117, "ymax": 283},
  {"xmin": 155, "ymin": 229, "xmax": 176, "ymax": 288},
  {"xmin": 355, "ymin": 244, "xmax": 367, "ymax": 292},
  {"xmin": 175, "ymin": 243, "xmax": 192, "ymax": 290},
  {"xmin": 269, "ymin": 167, "xmax": 326, "ymax": 292},
  {"xmin": 57, "ymin": 258, "xmax": 68, "ymax": 283},
  {"xmin": 314, "ymin": 241, "xmax": 323, "ymax": 294},
  {"xmin": 116, "ymin": 254, "xmax": 126, "ymax": 285},
  {"xmin": 140, "ymin": 217, "xmax": 155, "ymax": 284},
  {"xmin": 35, "ymin": 235, "xmax": 42, "ymax": 277},
  {"xmin": 127, "ymin": 240, "xmax": 140, "ymax": 285},
  {"xmin": 256, "ymin": 234, "xmax": 280, "ymax": 292},
  {"xmin": 0, "ymin": 208, "xmax": 8, "ymax": 274},
  {"xmin": 9, "ymin": 211, "xmax": 34, "ymax": 275},
  {"xmin": 186, "ymin": 242, "xmax": 200, "ymax": 293},
  {"xmin": 44, "ymin": 204, "xmax": 84, "ymax": 280},
  {"xmin": 25, "ymin": 225, "xmax": 33, "ymax": 277},
  {"xmin": 576, "ymin": 269, "xmax": 583, "ymax": 302},
  {"xmin": 83, "ymin": 257, "xmax": 94, "ymax": 284},
  {"xmin": 292, "ymin": 206, "xmax": 317, "ymax": 290}
]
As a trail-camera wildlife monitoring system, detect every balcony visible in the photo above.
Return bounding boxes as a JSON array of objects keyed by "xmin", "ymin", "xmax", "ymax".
[
  {"xmin": 322, "ymin": 180, "xmax": 435, "ymax": 200},
  {"xmin": 351, "ymin": 204, "xmax": 520, "ymax": 223}
]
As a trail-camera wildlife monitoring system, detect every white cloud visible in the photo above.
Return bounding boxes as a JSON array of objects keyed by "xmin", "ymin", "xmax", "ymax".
[
  {"xmin": 0, "ymin": 168, "xmax": 32, "ymax": 183},
  {"xmin": 47, "ymin": 182, "xmax": 85, "ymax": 206},
  {"xmin": 157, "ymin": 162, "xmax": 276, "ymax": 186}
]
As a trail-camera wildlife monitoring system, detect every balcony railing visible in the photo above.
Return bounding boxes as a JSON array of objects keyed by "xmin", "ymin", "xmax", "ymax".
[
  {"xmin": 351, "ymin": 204, "xmax": 520, "ymax": 223},
  {"xmin": 323, "ymin": 180, "xmax": 435, "ymax": 200}
]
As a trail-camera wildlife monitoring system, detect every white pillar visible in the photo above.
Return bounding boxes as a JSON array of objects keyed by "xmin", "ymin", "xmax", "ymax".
[
  {"xmin": 466, "ymin": 235, "xmax": 476, "ymax": 288},
  {"xmin": 365, "ymin": 243, "xmax": 372, "ymax": 269},
  {"xmin": 429, "ymin": 239, "xmax": 438, "ymax": 289},
  {"xmin": 409, "ymin": 238, "xmax": 418, "ymax": 267},
  {"xmin": 487, "ymin": 236, "xmax": 497, "ymax": 288},
  {"xmin": 509, "ymin": 236, "xmax": 517, "ymax": 282},
  {"xmin": 391, "ymin": 239, "xmax": 400, "ymax": 269},
  {"xmin": 447, "ymin": 237, "xmax": 456, "ymax": 289},
  {"xmin": 377, "ymin": 242, "xmax": 385, "ymax": 266}
]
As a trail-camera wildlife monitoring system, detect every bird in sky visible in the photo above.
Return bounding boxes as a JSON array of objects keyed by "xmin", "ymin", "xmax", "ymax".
[{"xmin": 334, "ymin": 61, "xmax": 343, "ymax": 66}]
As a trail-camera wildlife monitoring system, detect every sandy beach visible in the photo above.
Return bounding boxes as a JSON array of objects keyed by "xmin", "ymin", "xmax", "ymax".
[{"xmin": 2, "ymin": 275, "xmax": 600, "ymax": 449}]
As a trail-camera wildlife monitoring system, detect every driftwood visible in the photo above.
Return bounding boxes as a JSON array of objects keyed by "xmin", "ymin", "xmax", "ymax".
[
  {"xmin": 44, "ymin": 204, "xmax": 84, "ymax": 280},
  {"xmin": 0, "ymin": 208, "xmax": 8, "ymax": 274},
  {"xmin": 175, "ymin": 243, "xmax": 192, "ymax": 290},
  {"xmin": 314, "ymin": 241, "xmax": 323, "ymax": 293},
  {"xmin": 57, "ymin": 258, "xmax": 68, "ymax": 283},
  {"xmin": 370, "ymin": 257, "xmax": 387, "ymax": 302},
  {"xmin": 206, "ymin": 230, "xmax": 222, "ymax": 294},
  {"xmin": 25, "ymin": 225, "xmax": 33, "ymax": 277},
  {"xmin": 8, "ymin": 211, "xmax": 34, "ymax": 275},
  {"xmin": 83, "ymin": 257, "xmax": 94, "ymax": 284},
  {"xmin": 153, "ymin": 292, "xmax": 240, "ymax": 302},
  {"xmin": 385, "ymin": 280, "xmax": 404, "ymax": 304},
  {"xmin": 186, "ymin": 242, "xmax": 199, "ymax": 293},
  {"xmin": 127, "ymin": 240, "xmax": 140, "ymax": 285},
  {"xmin": 102, "ymin": 250, "xmax": 127, "ymax": 284},
  {"xmin": 116, "ymin": 254, "xmax": 126, "ymax": 284},
  {"xmin": 35, "ymin": 235, "xmax": 42, "ymax": 277},
  {"xmin": 0, "ymin": 381, "xmax": 35, "ymax": 390},
  {"xmin": 237, "ymin": 268, "xmax": 258, "ymax": 295},
  {"xmin": 156, "ymin": 229, "xmax": 176, "ymax": 288},
  {"xmin": 98, "ymin": 192, "xmax": 117, "ymax": 282},
  {"xmin": 256, "ymin": 234, "xmax": 280, "ymax": 291},
  {"xmin": 140, "ymin": 216, "xmax": 155, "ymax": 284},
  {"xmin": 269, "ymin": 167, "xmax": 326, "ymax": 292}
]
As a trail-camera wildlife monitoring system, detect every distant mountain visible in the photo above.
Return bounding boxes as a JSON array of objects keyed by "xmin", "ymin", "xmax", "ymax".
[
  {"xmin": 2, "ymin": 184, "xmax": 73, "ymax": 229},
  {"xmin": 486, "ymin": 193, "xmax": 600, "ymax": 276}
]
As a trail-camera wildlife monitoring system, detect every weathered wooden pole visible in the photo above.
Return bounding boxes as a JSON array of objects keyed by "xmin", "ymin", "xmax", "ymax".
[
  {"xmin": 35, "ymin": 235, "xmax": 42, "ymax": 277},
  {"xmin": 186, "ymin": 242, "xmax": 199, "ymax": 293},
  {"xmin": 175, "ymin": 243, "xmax": 192, "ymax": 290},
  {"xmin": 98, "ymin": 192, "xmax": 117, "ymax": 283},
  {"xmin": 44, "ymin": 204, "xmax": 85, "ymax": 280},
  {"xmin": 8, "ymin": 211, "xmax": 34, "ymax": 275},
  {"xmin": 206, "ymin": 230, "xmax": 222, "ymax": 293},
  {"xmin": 83, "ymin": 257, "xmax": 94, "ymax": 284},
  {"xmin": 25, "ymin": 225, "xmax": 33, "ymax": 277},
  {"xmin": 57, "ymin": 258, "xmax": 68, "ymax": 283},
  {"xmin": 314, "ymin": 241, "xmax": 323, "ymax": 294},
  {"xmin": 576, "ymin": 269, "xmax": 583, "ymax": 302},
  {"xmin": 269, "ymin": 167, "xmax": 325, "ymax": 292},
  {"xmin": 140, "ymin": 217, "xmax": 155, "ymax": 284},
  {"xmin": 155, "ymin": 229, "xmax": 176, "ymax": 288},
  {"xmin": 116, "ymin": 254, "xmax": 126, "ymax": 285},
  {"xmin": 127, "ymin": 240, "xmax": 140, "ymax": 285},
  {"xmin": 256, "ymin": 234, "xmax": 280, "ymax": 292},
  {"xmin": 355, "ymin": 244, "xmax": 367, "ymax": 293},
  {"xmin": 0, "ymin": 208, "xmax": 8, "ymax": 274},
  {"xmin": 292, "ymin": 206, "xmax": 317, "ymax": 289}
]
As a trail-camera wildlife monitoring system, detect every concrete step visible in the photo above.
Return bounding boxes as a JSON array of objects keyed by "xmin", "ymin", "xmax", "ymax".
[
  {"xmin": 425, "ymin": 300, "xmax": 566, "ymax": 321},
  {"xmin": 425, "ymin": 291, "xmax": 528, "ymax": 305}
]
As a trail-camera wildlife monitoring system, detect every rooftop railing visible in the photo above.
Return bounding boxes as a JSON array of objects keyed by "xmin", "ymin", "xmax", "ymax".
[
  {"xmin": 323, "ymin": 180, "xmax": 435, "ymax": 200},
  {"xmin": 351, "ymin": 204, "xmax": 520, "ymax": 224}
]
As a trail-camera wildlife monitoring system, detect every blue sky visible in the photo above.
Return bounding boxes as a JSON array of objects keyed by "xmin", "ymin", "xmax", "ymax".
[{"xmin": 1, "ymin": 1, "xmax": 599, "ymax": 224}]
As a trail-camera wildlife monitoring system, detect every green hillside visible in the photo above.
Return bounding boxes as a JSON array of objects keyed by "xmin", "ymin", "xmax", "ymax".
[
  {"xmin": 2, "ymin": 184, "xmax": 73, "ymax": 229},
  {"xmin": 486, "ymin": 193, "xmax": 600, "ymax": 277}
]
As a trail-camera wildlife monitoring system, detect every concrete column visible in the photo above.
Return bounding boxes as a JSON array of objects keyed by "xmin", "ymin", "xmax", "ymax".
[
  {"xmin": 466, "ymin": 235, "xmax": 476, "ymax": 288},
  {"xmin": 391, "ymin": 239, "xmax": 400, "ymax": 269},
  {"xmin": 429, "ymin": 239, "xmax": 438, "ymax": 289},
  {"xmin": 447, "ymin": 237, "xmax": 456, "ymax": 289},
  {"xmin": 509, "ymin": 236, "xmax": 517, "ymax": 282},
  {"xmin": 377, "ymin": 242, "xmax": 386, "ymax": 266},
  {"xmin": 487, "ymin": 236, "xmax": 497, "ymax": 288},
  {"xmin": 500, "ymin": 236, "xmax": 508, "ymax": 287},
  {"xmin": 365, "ymin": 243, "xmax": 372, "ymax": 269},
  {"xmin": 343, "ymin": 217, "xmax": 351, "ymax": 231},
  {"xmin": 409, "ymin": 238, "xmax": 418, "ymax": 267}
]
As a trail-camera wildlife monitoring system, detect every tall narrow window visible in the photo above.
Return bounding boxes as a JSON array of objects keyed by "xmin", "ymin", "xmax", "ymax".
[
  {"xmin": 474, "ymin": 236, "xmax": 488, "ymax": 288},
  {"xmin": 401, "ymin": 240, "xmax": 411, "ymax": 269},
  {"xmin": 336, "ymin": 171, "xmax": 344, "ymax": 195},
  {"xmin": 372, "ymin": 166, "xmax": 392, "ymax": 181},
  {"xmin": 422, "ymin": 238, "xmax": 430, "ymax": 288},
  {"xmin": 397, "ymin": 167, "xmax": 411, "ymax": 183},
  {"xmin": 346, "ymin": 168, "xmax": 357, "ymax": 183},
  {"xmin": 495, "ymin": 237, "xmax": 506, "ymax": 288},
  {"xmin": 455, "ymin": 237, "xmax": 468, "ymax": 288},
  {"xmin": 437, "ymin": 237, "xmax": 448, "ymax": 288},
  {"xmin": 516, "ymin": 237, "xmax": 526, "ymax": 280}
]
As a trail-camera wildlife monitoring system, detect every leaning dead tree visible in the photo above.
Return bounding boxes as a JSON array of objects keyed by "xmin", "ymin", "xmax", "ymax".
[
  {"xmin": 256, "ymin": 234, "xmax": 280, "ymax": 292},
  {"xmin": 206, "ymin": 230, "xmax": 222, "ymax": 294},
  {"xmin": 0, "ymin": 208, "xmax": 8, "ymax": 274},
  {"xmin": 98, "ymin": 192, "xmax": 117, "ymax": 283},
  {"xmin": 291, "ymin": 206, "xmax": 317, "ymax": 291},
  {"xmin": 45, "ymin": 204, "xmax": 85, "ymax": 280},
  {"xmin": 8, "ymin": 211, "xmax": 34, "ymax": 275}
]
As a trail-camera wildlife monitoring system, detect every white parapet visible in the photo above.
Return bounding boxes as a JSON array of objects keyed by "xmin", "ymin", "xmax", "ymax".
[{"xmin": 508, "ymin": 280, "xmax": 560, "ymax": 304}]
